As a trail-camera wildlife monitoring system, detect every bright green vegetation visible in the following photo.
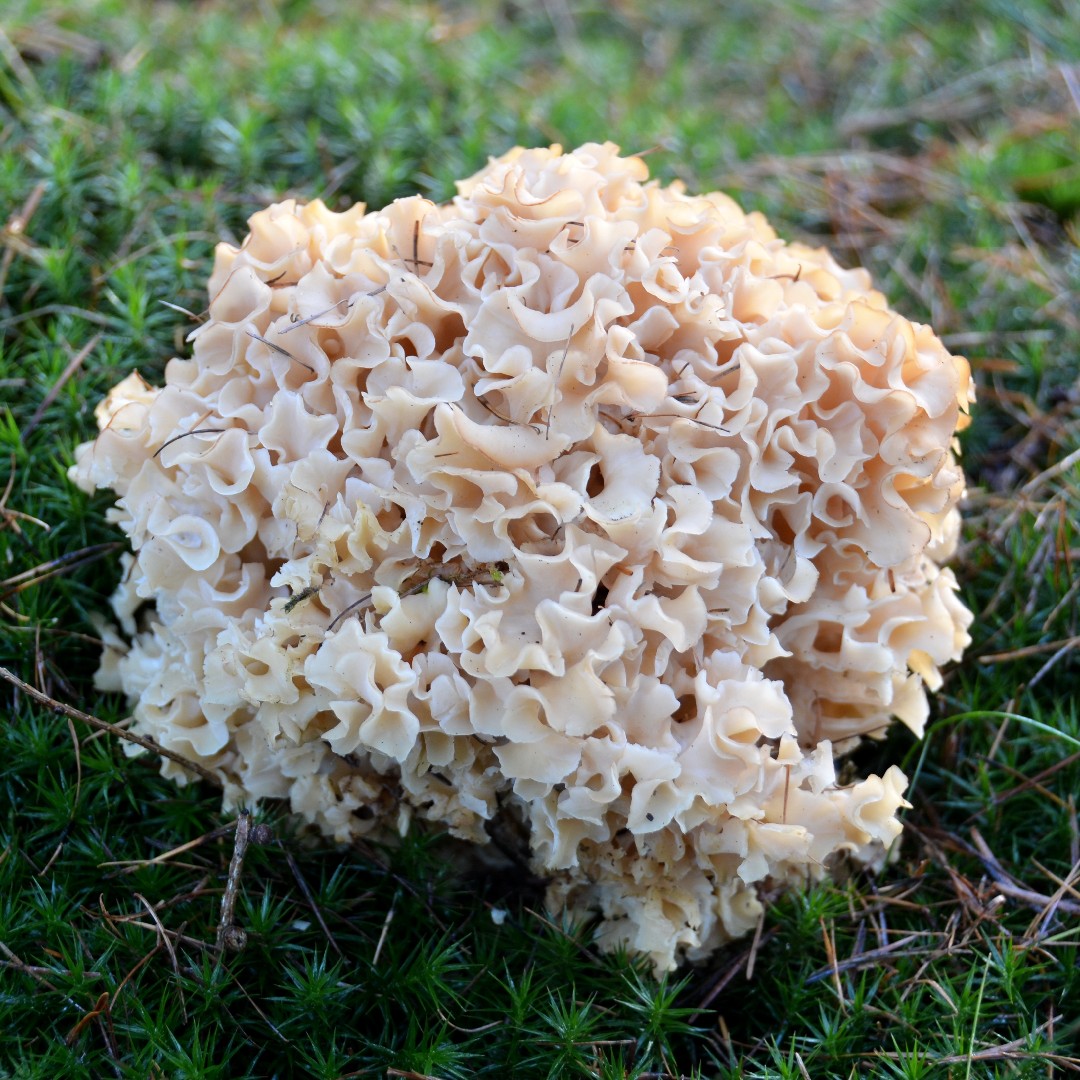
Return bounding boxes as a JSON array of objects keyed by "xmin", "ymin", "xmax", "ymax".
[{"xmin": 2, "ymin": 1, "xmax": 1079, "ymax": 1076}]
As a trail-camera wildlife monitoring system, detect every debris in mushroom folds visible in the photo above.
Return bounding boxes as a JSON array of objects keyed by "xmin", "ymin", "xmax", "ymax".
[{"xmin": 71, "ymin": 142, "xmax": 973, "ymax": 972}]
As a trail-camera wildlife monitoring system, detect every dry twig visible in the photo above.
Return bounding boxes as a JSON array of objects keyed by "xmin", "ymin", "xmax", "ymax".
[
  {"xmin": 23, "ymin": 334, "xmax": 102, "ymax": 438},
  {"xmin": 284, "ymin": 849, "xmax": 343, "ymax": 957},
  {"xmin": 216, "ymin": 811, "xmax": 253, "ymax": 952},
  {"xmin": 0, "ymin": 665, "xmax": 223, "ymax": 788}
]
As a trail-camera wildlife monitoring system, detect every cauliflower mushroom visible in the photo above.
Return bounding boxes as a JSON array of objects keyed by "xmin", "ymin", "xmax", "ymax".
[{"xmin": 72, "ymin": 143, "xmax": 973, "ymax": 972}]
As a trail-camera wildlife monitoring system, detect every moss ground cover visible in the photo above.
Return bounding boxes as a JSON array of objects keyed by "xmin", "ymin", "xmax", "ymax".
[{"xmin": 1, "ymin": 1, "xmax": 1078, "ymax": 1075}]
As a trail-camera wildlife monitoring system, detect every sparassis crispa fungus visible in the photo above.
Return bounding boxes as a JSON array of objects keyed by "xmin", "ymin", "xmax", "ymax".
[{"xmin": 72, "ymin": 143, "xmax": 973, "ymax": 971}]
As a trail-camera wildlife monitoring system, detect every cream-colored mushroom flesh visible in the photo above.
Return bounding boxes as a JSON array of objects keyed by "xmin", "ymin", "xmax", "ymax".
[{"xmin": 72, "ymin": 143, "xmax": 973, "ymax": 972}]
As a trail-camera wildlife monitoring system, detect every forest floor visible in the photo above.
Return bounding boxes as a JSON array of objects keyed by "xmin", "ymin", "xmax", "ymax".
[{"xmin": 1, "ymin": 1, "xmax": 1079, "ymax": 1076}]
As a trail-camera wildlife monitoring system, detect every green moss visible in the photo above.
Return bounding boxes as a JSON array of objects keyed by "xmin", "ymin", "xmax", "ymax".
[{"xmin": 1, "ymin": 0, "xmax": 1079, "ymax": 1075}]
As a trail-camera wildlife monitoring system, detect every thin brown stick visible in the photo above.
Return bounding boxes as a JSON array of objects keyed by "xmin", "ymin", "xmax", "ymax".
[
  {"xmin": 152, "ymin": 427, "xmax": 228, "ymax": 459},
  {"xmin": 745, "ymin": 906, "xmax": 767, "ymax": 980},
  {"xmin": 134, "ymin": 892, "xmax": 185, "ymax": 1017},
  {"xmin": 24, "ymin": 334, "xmax": 103, "ymax": 439},
  {"xmin": 351, "ymin": 838, "xmax": 449, "ymax": 933},
  {"xmin": 234, "ymin": 978, "xmax": 291, "ymax": 1043},
  {"xmin": 0, "ymin": 504, "xmax": 47, "ymax": 534},
  {"xmin": 1026, "ymin": 638, "xmax": 1080, "ymax": 695},
  {"xmin": 92, "ymin": 230, "xmax": 216, "ymax": 286},
  {"xmin": 122, "ymin": 920, "xmax": 216, "ymax": 951},
  {"xmin": 1031, "ymin": 859, "xmax": 1080, "ymax": 904},
  {"xmin": 1070, "ymin": 795, "xmax": 1079, "ymax": 871},
  {"xmin": 1026, "ymin": 855, "xmax": 1080, "ymax": 941},
  {"xmin": 0, "ymin": 940, "xmax": 61, "ymax": 991},
  {"xmin": 372, "ymin": 899, "xmax": 396, "ymax": 967},
  {"xmin": 0, "ymin": 180, "xmax": 46, "ymax": 298},
  {"xmin": 101, "ymin": 876, "xmax": 213, "ymax": 920},
  {"xmin": 630, "ymin": 412, "xmax": 729, "ymax": 433},
  {"xmin": 0, "ymin": 665, "xmax": 223, "ymax": 788},
  {"xmin": 158, "ymin": 299, "xmax": 205, "ymax": 322},
  {"xmin": 110, "ymin": 944, "xmax": 162, "ymax": 1009},
  {"xmin": 38, "ymin": 714, "xmax": 82, "ymax": 877},
  {"xmin": 99, "ymin": 822, "xmax": 237, "ymax": 873},
  {"xmin": 434, "ymin": 1008, "xmax": 502, "ymax": 1035},
  {"xmin": 280, "ymin": 287, "xmax": 385, "ymax": 333},
  {"xmin": 0, "ymin": 542, "xmax": 123, "ymax": 599},
  {"xmin": 216, "ymin": 811, "xmax": 253, "ymax": 952},
  {"xmin": 839, "ymin": 59, "xmax": 1039, "ymax": 137},
  {"xmin": 0, "ymin": 958, "xmax": 103, "ymax": 978},
  {"xmin": 327, "ymin": 593, "xmax": 372, "ymax": 633},
  {"xmin": 0, "ymin": 549, "xmax": 122, "ymax": 600},
  {"xmin": 988, "ymin": 750, "xmax": 1080, "ymax": 810},
  {"xmin": 962, "ymin": 827, "xmax": 1080, "ymax": 919},
  {"xmin": 981, "ymin": 758, "xmax": 1069, "ymax": 811},
  {"xmin": 522, "ymin": 905, "xmax": 606, "ymax": 968},
  {"xmin": 285, "ymin": 850, "xmax": 343, "ymax": 957},
  {"xmin": 819, "ymin": 916, "xmax": 845, "ymax": 1008},
  {"xmin": 545, "ymin": 325, "xmax": 574, "ymax": 439},
  {"xmin": 934, "ymin": 1015, "xmax": 1065, "ymax": 1065},
  {"xmin": 979, "ymin": 635, "xmax": 1080, "ymax": 665},
  {"xmin": 688, "ymin": 928, "xmax": 777, "ymax": 1023},
  {"xmin": 246, "ymin": 329, "xmax": 314, "ymax": 372},
  {"xmin": 476, "ymin": 392, "xmax": 531, "ymax": 429},
  {"xmin": 805, "ymin": 933, "xmax": 927, "ymax": 984},
  {"xmin": 0, "ymin": 451, "xmax": 17, "ymax": 523}
]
